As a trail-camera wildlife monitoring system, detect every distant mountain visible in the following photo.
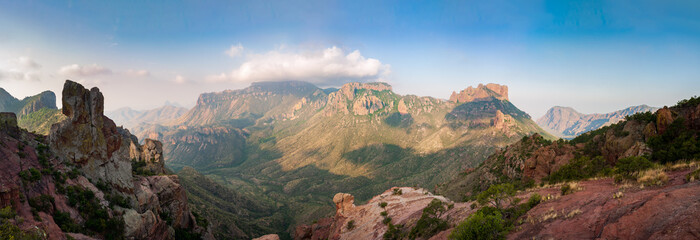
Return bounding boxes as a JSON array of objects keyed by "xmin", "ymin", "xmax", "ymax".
[
  {"xmin": 0, "ymin": 87, "xmax": 65, "ymax": 134},
  {"xmin": 537, "ymin": 105, "xmax": 659, "ymax": 138},
  {"xmin": 106, "ymin": 105, "xmax": 188, "ymax": 130},
  {"xmin": 141, "ymin": 81, "xmax": 552, "ymax": 234}
]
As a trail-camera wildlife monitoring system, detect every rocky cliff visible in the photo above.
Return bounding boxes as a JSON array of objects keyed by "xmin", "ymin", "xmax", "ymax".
[
  {"xmin": 449, "ymin": 83, "xmax": 508, "ymax": 103},
  {"xmin": 0, "ymin": 88, "xmax": 66, "ymax": 134},
  {"xmin": 537, "ymin": 105, "xmax": 659, "ymax": 138},
  {"xmin": 0, "ymin": 80, "xmax": 210, "ymax": 239}
]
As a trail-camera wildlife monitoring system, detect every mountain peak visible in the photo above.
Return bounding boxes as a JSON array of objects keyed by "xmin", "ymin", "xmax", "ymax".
[{"xmin": 449, "ymin": 83, "xmax": 508, "ymax": 103}]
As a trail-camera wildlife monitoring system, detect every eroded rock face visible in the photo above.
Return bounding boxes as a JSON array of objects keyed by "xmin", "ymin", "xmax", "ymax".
[
  {"xmin": 49, "ymin": 80, "xmax": 133, "ymax": 192},
  {"xmin": 352, "ymin": 95, "xmax": 384, "ymax": 115},
  {"xmin": 326, "ymin": 82, "xmax": 391, "ymax": 115},
  {"xmin": 656, "ymin": 107, "xmax": 673, "ymax": 134},
  {"xmin": 333, "ymin": 193, "xmax": 355, "ymax": 217},
  {"xmin": 449, "ymin": 83, "xmax": 508, "ymax": 103}
]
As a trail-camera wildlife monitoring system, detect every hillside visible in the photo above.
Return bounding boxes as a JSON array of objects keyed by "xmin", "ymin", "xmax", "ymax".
[
  {"xmin": 0, "ymin": 88, "xmax": 66, "ymax": 135},
  {"xmin": 297, "ymin": 96, "xmax": 700, "ymax": 240},
  {"xmin": 537, "ymin": 105, "xmax": 658, "ymax": 138},
  {"xmin": 0, "ymin": 80, "xmax": 210, "ymax": 239},
  {"xmin": 136, "ymin": 81, "xmax": 552, "ymax": 235}
]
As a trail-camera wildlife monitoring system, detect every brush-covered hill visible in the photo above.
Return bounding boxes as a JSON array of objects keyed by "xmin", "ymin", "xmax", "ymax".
[
  {"xmin": 0, "ymin": 88, "xmax": 66, "ymax": 135},
  {"xmin": 106, "ymin": 105, "xmax": 188, "ymax": 130},
  {"xmin": 136, "ymin": 81, "xmax": 552, "ymax": 235},
  {"xmin": 537, "ymin": 105, "xmax": 658, "ymax": 139}
]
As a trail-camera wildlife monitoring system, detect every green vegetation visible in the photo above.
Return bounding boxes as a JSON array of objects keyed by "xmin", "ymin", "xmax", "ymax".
[
  {"xmin": 687, "ymin": 167, "xmax": 700, "ymax": 182},
  {"xmin": 543, "ymin": 156, "xmax": 610, "ymax": 184},
  {"xmin": 346, "ymin": 220, "xmax": 355, "ymax": 230},
  {"xmin": 0, "ymin": 220, "xmax": 42, "ymax": 240},
  {"xmin": 647, "ymin": 118, "xmax": 700, "ymax": 163},
  {"xmin": 451, "ymin": 184, "xmax": 542, "ymax": 240},
  {"xmin": 674, "ymin": 96, "xmax": 700, "ymax": 108},
  {"xmin": 131, "ymin": 159, "xmax": 155, "ymax": 176},
  {"xmin": 449, "ymin": 211, "xmax": 505, "ymax": 240},
  {"xmin": 383, "ymin": 223, "xmax": 405, "ymax": 240},
  {"xmin": 17, "ymin": 107, "xmax": 66, "ymax": 135},
  {"xmin": 63, "ymin": 186, "xmax": 125, "ymax": 239},
  {"xmin": 379, "ymin": 202, "xmax": 388, "ymax": 208},
  {"xmin": 392, "ymin": 188, "xmax": 403, "ymax": 195},
  {"xmin": 614, "ymin": 156, "xmax": 655, "ymax": 181},
  {"xmin": 29, "ymin": 194, "xmax": 54, "ymax": 213},
  {"xmin": 0, "ymin": 207, "xmax": 16, "ymax": 219},
  {"xmin": 175, "ymin": 228, "xmax": 202, "ymax": 240},
  {"xmin": 408, "ymin": 199, "xmax": 449, "ymax": 239}
]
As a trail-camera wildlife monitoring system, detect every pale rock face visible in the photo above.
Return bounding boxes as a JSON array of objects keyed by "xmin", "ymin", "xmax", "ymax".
[
  {"xmin": 326, "ymin": 82, "xmax": 392, "ymax": 115},
  {"xmin": 397, "ymin": 99, "xmax": 409, "ymax": 115},
  {"xmin": 253, "ymin": 234, "xmax": 281, "ymax": 240},
  {"xmin": 333, "ymin": 193, "xmax": 355, "ymax": 216},
  {"xmin": 123, "ymin": 208, "xmax": 172, "ymax": 240},
  {"xmin": 352, "ymin": 95, "xmax": 384, "ymax": 115},
  {"xmin": 449, "ymin": 83, "xmax": 508, "ymax": 103}
]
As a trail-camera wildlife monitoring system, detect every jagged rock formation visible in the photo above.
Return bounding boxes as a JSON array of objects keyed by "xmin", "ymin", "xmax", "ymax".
[
  {"xmin": 0, "ymin": 80, "xmax": 210, "ymax": 239},
  {"xmin": 537, "ymin": 105, "xmax": 659, "ymax": 138},
  {"xmin": 449, "ymin": 83, "xmax": 508, "ymax": 103}
]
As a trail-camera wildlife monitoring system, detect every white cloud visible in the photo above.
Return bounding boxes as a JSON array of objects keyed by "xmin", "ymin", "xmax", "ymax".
[
  {"xmin": 0, "ymin": 70, "xmax": 40, "ymax": 81},
  {"xmin": 16, "ymin": 56, "xmax": 41, "ymax": 69},
  {"xmin": 225, "ymin": 43, "xmax": 244, "ymax": 58},
  {"xmin": 125, "ymin": 69, "xmax": 150, "ymax": 77},
  {"xmin": 209, "ymin": 46, "xmax": 391, "ymax": 85},
  {"xmin": 173, "ymin": 75, "xmax": 186, "ymax": 84},
  {"xmin": 59, "ymin": 63, "xmax": 112, "ymax": 77},
  {"xmin": 0, "ymin": 56, "xmax": 42, "ymax": 81}
]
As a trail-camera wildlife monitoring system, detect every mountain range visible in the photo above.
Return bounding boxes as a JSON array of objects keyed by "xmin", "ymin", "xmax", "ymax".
[
  {"xmin": 537, "ymin": 105, "xmax": 659, "ymax": 139},
  {"xmin": 0, "ymin": 87, "xmax": 66, "ymax": 135}
]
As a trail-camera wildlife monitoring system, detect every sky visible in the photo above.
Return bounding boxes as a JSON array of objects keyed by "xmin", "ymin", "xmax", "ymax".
[{"xmin": 0, "ymin": 0, "xmax": 699, "ymax": 118}]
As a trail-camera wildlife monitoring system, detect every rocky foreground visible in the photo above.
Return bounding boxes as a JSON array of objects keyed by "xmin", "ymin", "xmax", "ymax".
[
  {"xmin": 0, "ymin": 80, "xmax": 210, "ymax": 239},
  {"xmin": 293, "ymin": 165, "xmax": 700, "ymax": 240}
]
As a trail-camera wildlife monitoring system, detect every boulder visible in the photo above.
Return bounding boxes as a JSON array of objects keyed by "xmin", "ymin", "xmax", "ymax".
[{"xmin": 333, "ymin": 193, "xmax": 355, "ymax": 216}]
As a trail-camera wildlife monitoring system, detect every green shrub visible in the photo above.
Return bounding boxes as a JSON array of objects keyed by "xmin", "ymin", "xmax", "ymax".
[
  {"xmin": 614, "ymin": 156, "xmax": 654, "ymax": 180},
  {"xmin": 408, "ymin": 199, "xmax": 449, "ymax": 239},
  {"xmin": 67, "ymin": 168, "xmax": 80, "ymax": 179},
  {"xmin": 647, "ymin": 118, "xmax": 700, "ymax": 163},
  {"xmin": 53, "ymin": 211, "xmax": 81, "ymax": 232},
  {"xmin": 392, "ymin": 188, "xmax": 402, "ymax": 195},
  {"xmin": 674, "ymin": 96, "xmax": 700, "ymax": 108},
  {"xmin": 687, "ymin": 167, "xmax": 700, "ymax": 182},
  {"xmin": 476, "ymin": 183, "xmax": 516, "ymax": 209},
  {"xmin": 0, "ymin": 219, "xmax": 42, "ymax": 240},
  {"xmin": 544, "ymin": 156, "xmax": 610, "ymax": 184},
  {"xmin": 382, "ymin": 217, "xmax": 392, "ymax": 225},
  {"xmin": 625, "ymin": 111, "xmax": 656, "ymax": 123},
  {"xmin": 29, "ymin": 195, "xmax": 54, "ymax": 213},
  {"xmin": 380, "ymin": 211, "xmax": 388, "ymax": 217},
  {"xmin": 560, "ymin": 184, "xmax": 572, "ymax": 195},
  {"xmin": 383, "ymin": 223, "xmax": 405, "ymax": 240},
  {"xmin": 174, "ymin": 227, "xmax": 201, "ymax": 240},
  {"xmin": 0, "ymin": 206, "xmax": 16, "ymax": 219},
  {"xmin": 379, "ymin": 202, "xmax": 388, "ymax": 208},
  {"xmin": 107, "ymin": 194, "xmax": 131, "ymax": 208},
  {"xmin": 346, "ymin": 220, "xmax": 355, "ymax": 230},
  {"xmin": 449, "ymin": 211, "xmax": 506, "ymax": 240},
  {"xmin": 526, "ymin": 193, "xmax": 541, "ymax": 208}
]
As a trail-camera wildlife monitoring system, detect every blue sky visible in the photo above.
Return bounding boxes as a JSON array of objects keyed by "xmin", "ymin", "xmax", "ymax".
[{"xmin": 0, "ymin": 0, "xmax": 699, "ymax": 118}]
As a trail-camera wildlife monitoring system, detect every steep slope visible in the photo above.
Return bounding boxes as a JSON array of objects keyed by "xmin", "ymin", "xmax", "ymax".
[
  {"xmin": 149, "ymin": 81, "xmax": 552, "ymax": 234},
  {"xmin": 537, "ymin": 105, "xmax": 658, "ymax": 138},
  {"xmin": 0, "ymin": 88, "xmax": 66, "ymax": 134},
  {"xmin": 0, "ymin": 80, "xmax": 211, "ymax": 239}
]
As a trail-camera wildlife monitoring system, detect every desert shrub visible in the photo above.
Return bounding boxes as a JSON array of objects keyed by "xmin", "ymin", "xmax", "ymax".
[
  {"xmin": 408, "ymin": 199, "xmax": 449, "ymax": 239},
  {"xmin": 476, "ymin": 183, "xmax": 516, "ymax": 209},
  {"xmin": 625, "ymin": 111, "xmax": 656, "ymax": 123},
  {"xmin": 95, "ymin": 180, "xmax": 111, "ymax": 192},
  {"xmin": 526, "ymin": 193, "xmax": 541, "ymax": 208},
  {"xmin": 560, "ymin": 184, "xmax": 573, "ymax": 196},
  {"xmin": 449, "ymin": 211, "xmax": 506, "ymax": 240},
  {"xmin": 0, "ymin": 220, "xmax": 42, "ymax": 240},
  {"xmin": 107, "ymin": 194, "xmax": 131, "ymax": 208},
  {"xmin": 380, "ymin": 211, "xmax": 388, "ymax": 217},
  {"xmin": 544, "ymin": 156, "xmax": 609, "ymax": 184},
  {"xmin": 379, "ymin": 202, "xmax": 388, "ymax": 208},
  {"xmin": 382, "ymin": 217, "xmax": 392, "ymax": 225},
  {"xmin": 392, "ymin": 188, "xmax": 402, "ymax": 195},
  {"xmin": 53, "ymin": 211, "xmax": 81, "ymax": 232},
  {"xmin": 687, "ymin": 167, "xmax": 700, "ymax": 182},
  {"xmin": 192, "ymin": 211, "xmax": 208, "ymax": 228},
  {"xmin": 132, "ymin": 159, "xmax": 155, "ymax": 176},
  {"xmin": 614, "ymin": 156, "xmax": 654, "ymax": 180},
  {"xmin": 637, "ymin": 169, "xmax": 669, "ymax": 186},
  {"xmin": 0, "ymin": 206, "xmax": 16, "ymax": 219},
  {"xmin": 29, "ymin": 194, "xmax": 54, "ymax": 213},
  {"xmin": 383, "ymin": 223, "xmax": 405, "ymax": 240},
  {"xmin": 346, "ymin": 220, "xmax": 355, "ymax": 230},
  {"xmin": 674, "ymin": 96, "xmax": 700, "ymax": 108},
  {"xmin": 67, "ymin": 168, "xmax": 80, "ymax": 179}
]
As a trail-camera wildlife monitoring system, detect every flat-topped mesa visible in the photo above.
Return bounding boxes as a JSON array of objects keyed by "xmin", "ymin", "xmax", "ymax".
[{"xmin": 449, "ymin": 83, "xmax": 508, "ymax": 103}]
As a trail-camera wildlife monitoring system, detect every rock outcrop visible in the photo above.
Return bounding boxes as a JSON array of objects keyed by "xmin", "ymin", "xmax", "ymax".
[
  {"xmin": 296, "ymin": 188, "xmax": 474, "ymax": 240},
  {"xmin": 0, "ymin": 80, "xmax": 214, "ymax": 239},
  {"xmin": 449, "ymin": 83, "xmax": 508, "ymax": 103}
]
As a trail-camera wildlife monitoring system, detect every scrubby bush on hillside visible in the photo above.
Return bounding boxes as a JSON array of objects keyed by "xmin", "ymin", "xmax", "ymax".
[
  {"xmin": 544, "ymin": 156, "xmax": 610, "ymax": 184},
  {"xmin": 449, "ymin": 211, "xmax": 506, "ymax": 240},
  {"xmin": 647, "ymin": 118, "xmax": 700, "ymax": 163},
  {"xmin": 614, "ymin": 156, "xmax": 654, "ymax": 181},
  {"xmin": 408, "ymin": 199, "xmax": 449, "ymax": 239}
]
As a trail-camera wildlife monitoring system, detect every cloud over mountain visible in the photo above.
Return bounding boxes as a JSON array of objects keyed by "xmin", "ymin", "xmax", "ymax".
[
  {"xmin": 59, "ymin": 63, "xmax": 112, "ymax": 77},
  {"xmin": 209, "ymin": 46, "xmax": 390, "ymax": 85}
]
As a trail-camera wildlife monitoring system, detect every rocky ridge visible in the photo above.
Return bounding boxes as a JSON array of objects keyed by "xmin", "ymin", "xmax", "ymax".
[{"xmin": 0, "ymin": 80, "xmax": 210, "ymax": 239}]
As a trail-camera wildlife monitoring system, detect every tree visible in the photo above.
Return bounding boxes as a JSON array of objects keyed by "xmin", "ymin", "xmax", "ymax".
[{"xmin": 476, "ymin": 183, "xmax": 516, "ymax": 210}]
